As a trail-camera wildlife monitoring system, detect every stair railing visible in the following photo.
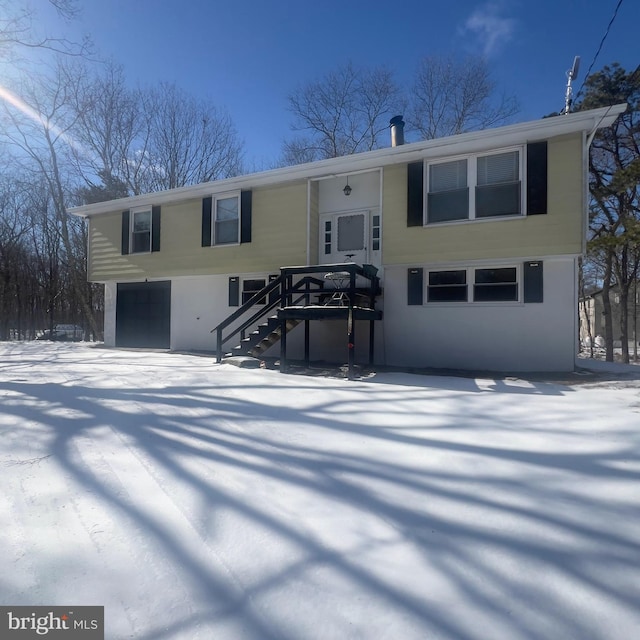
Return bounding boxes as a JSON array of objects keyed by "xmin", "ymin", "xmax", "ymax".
[{"xmin": 211, "ymin": 274, "xmax": 324, "ymax": 362}]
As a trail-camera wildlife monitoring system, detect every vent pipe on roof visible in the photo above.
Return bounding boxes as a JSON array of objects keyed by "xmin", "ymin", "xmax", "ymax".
[{"xmin": 390, "ymin": 115, "xmax": 405, "ymax": 146}]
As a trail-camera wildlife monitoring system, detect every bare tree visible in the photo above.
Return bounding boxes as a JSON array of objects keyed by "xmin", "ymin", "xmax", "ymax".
[
  {"xmin": 0, "ymin": 0, "xmax": 89, "ymax": 58},
  {"xmin": 0, "ymin": 176, "xmax": 33, "ymax": 339},
  {"xmin": 28, "ymin": 184, "xmax": 64, "ymax": 338},
  {"xmin": 70, "ymin": 71, "xmax": 244, "ymax": 196},
  {"xmin": 141, "ymin": 83, "xmax": 244, "ymax": 191},
  {"xmin": 0, "ymin": 61, "xmax": 99, "ymax": 337},
  {"xmin": 67, "ymin": 61, "xmax": 148, "ymax": 197},
  {"xmin": 0, "ymin": 171, "xmax": 72, "ymax": 339},
  {"xmin": 408, "ymin": 54, "xmax": 519, "ymax": 139},
  {"xmin": 283, "ymin": 62, "xmax": 402, "ymax": 164}
]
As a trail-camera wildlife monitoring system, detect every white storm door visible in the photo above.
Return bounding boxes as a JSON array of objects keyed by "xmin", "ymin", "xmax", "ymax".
[{"xmin": 322, "ymin": 211, "xmax": 369, "ymax": 264}]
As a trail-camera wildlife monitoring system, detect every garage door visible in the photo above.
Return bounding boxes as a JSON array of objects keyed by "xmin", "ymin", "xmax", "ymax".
[{"xmin": 116, "ymin": 281, "xmax": 171, "ymax": 348}]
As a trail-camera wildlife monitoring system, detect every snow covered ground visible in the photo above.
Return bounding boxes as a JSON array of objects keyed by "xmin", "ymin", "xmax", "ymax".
[{"xmin": 1, "ymin": 342, "xmax": 639, "ymax": 640}]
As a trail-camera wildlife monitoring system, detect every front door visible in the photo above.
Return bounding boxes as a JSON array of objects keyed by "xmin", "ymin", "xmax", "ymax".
[{"xmin": 321, "ymin": 211, "xmax": 368, "ymax": 264}]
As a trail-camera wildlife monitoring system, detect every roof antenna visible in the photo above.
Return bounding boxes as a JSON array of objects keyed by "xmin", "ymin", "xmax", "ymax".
[{"xmin": 564, "ymin": 56, "xmax": 580, "ymax": 114}]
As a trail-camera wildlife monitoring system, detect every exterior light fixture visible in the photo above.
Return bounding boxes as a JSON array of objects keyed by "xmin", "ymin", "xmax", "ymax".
[{"xmin": 343, "ymin": 178, "xmax": 352, "ymax": 196}]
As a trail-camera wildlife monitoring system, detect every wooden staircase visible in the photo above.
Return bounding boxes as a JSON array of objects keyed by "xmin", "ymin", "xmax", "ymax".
[
  {"xmin": 211, "ymin": 263, "xmax": 382, "ymax": 377},
  {"xmin": 228, "ymin": 316, "xmax": 302, "ymax": 358}
]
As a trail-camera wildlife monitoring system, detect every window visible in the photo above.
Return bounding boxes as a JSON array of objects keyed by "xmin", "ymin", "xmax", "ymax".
[
  {"xmin": 473, "ymin": 268, "xmax": 518, "ymax": 301},
  {"xmin": 242, "ymin": 279, "xmax": 266, "ymax": 305},
  {"xmin": 214, "ymin": 194, "xmax": 239, "ymax": 245},
  {"xmin": 426, "ymin": 148, "xmax": 522, "ymax": 223},
  {"xmin": 425, "ymin": 266, "xmax": 519, "ymax": 303},
  {"xmin": 337, "ymin": 214, "xmax": 365, "ymax": 252},
  {"xmin": 131, "ymin": 209, "xmax": 151, "ymax": 253},
  {"xmin": 476, "ymin": 151, "xmax": 521, "ymax": 218},
  {"xmin": 428, "ymin": 270, "xmax": 467, "ymax": 302},
  {"xmin": 122, "ymin": 206, "xmax": 160, "ymax": 255},
  {"xmin": 202, "ymin": 191, "xmax": 251, "ymax": 247},
  {"xmin": 372, "ymin": 215, "xmax": 381, "ymax": 251},
  {"xmin": 427, "ymin": 159, "xmax": 468, "ymax": 223},
  {"xmin": 324, "ymin": 220, "xmax": 332, "ymax": 255}
]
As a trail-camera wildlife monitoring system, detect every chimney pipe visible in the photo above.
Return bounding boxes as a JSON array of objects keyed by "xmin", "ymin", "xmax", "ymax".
[{"xmin": 390, "ymin": 115, "xmax": 405, "ymax": 147}]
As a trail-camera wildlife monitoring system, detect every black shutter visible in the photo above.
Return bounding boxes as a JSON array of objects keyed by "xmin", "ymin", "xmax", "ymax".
[
  {"xmin": 407, "ymin": 268, "xmax": 424, "ymax": 305},
  {"xmin": 229, "ymin": 277, "xmax": 240, "ymax": 307},
  {"xmin": 527, "ymin": 142, "xmax": 548, "ymax": 215},
  {"xmin": 407, "ymin": 162, "xmax": 424, "ymax": 227},
  {"xmin": 201, "ymin": 197, "xmax": 212, "ymax": 247},
  {"xmin": 151, "ymin": 205, "xmax": 161, "ymax": 252},
  {"xmin": 523, "ymin": 261, "xmax": 544, "ymax": 303},
  {"xmin": 240, "ymin": 190, "xmax": 252, "ymax": 243},
  {"xmin": 121, "ymin": 210, "xmax": 130, "ymax": 255}
]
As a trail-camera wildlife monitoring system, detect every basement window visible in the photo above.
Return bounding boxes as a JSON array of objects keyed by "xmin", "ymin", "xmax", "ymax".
[
  {"xmin": 426, "ymin": 266, "xmax": 519, "ymax": 303},
  {"xmin": 427, "ymin": 270, "xmax": 467, "ymax": 302},
  {"xmin": 473, "ymin": 267, "xmax": 518, "ymax": 301},
  {"xmin": 242, "ymin": 279, "xmax": 266, "ymax": 305}
]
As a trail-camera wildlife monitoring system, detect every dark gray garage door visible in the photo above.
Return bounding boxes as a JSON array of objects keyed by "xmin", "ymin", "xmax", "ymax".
[{"xmin": 116, "ymin": 281, "xmax": 171, "ymax": 348}]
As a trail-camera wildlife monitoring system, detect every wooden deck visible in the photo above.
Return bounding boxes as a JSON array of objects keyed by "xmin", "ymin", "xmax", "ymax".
[{"xmin": 278, "ymin": 305, "xmax": 382, "ymax": 322}]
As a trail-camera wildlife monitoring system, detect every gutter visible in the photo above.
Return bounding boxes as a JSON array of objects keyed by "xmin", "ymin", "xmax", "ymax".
[{"xmin": 586, "ymin": 103, "xmax": 626, "ymax": 148}]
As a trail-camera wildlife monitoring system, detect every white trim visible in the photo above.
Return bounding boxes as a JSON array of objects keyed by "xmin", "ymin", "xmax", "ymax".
[
  {"xmin": 572, "ymin": 257, "xmax": 579, "ymax": 354},
  {"xmin": 70, "ymin": 105, "xmax": 626, "ymax": 218},
  {"xmin": 582, "ymin": 131, "xmax": 589, "ymax": 255},
  {"xmin": 306, "ymin": 179, "xmax": 311, "ymax": 264}
]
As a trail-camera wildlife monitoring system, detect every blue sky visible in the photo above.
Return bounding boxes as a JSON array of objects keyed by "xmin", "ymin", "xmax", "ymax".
[{"xmin": 33, "ymin": 0, "xmax": 639, "ymax": 167}]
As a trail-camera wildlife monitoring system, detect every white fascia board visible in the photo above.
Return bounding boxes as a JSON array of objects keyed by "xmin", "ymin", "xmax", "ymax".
[{"xmin": 69, "ymin": 104, "xmax": 626, "ymax": 218}]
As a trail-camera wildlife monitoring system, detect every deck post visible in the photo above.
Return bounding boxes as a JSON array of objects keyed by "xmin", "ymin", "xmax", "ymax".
[
  {"xmin": 280, "ymin": 318, "xmax": 287, "ymax": 373},
  {"xmin": 347, "ymin": 306, "xmax": 355, "ymax": 380},
  {"xmin": 304, "ymin": 319, "xmax": 310, "ymax": 367},
  {"xmin": 368, "ymin": 319, "xmax": 375, "ymax": 366}
]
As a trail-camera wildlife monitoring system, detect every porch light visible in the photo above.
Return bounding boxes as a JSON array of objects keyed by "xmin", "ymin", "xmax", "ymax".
[{"xmin": 343, "ymin": 178, "xmax": 352, "ymax": 196}]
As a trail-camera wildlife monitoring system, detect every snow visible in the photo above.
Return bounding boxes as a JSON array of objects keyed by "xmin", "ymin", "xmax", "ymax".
[{"xmin": 1, "ymin": 342, "xmax": 639, "ymax": 640}]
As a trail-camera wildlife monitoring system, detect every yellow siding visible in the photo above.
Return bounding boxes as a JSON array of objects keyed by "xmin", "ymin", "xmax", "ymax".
[
  {"xmin": 88, "ymin": 133, "xmax": 585, "ymax": 281},
  {"xmin": 88, "ymin": 182, "xmax": 309, "ymax": 282},
  {"xmin": 383, "ymin": 133, "xmax": 584, "ymax": 265}
]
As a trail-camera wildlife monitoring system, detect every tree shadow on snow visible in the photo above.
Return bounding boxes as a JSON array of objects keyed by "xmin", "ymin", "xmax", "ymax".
[{"xmin": 1, "ymin": 349, "xmax": 639, "ymax": 640}]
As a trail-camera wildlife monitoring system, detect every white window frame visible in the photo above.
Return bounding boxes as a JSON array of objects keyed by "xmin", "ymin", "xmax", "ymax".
[
  {"xmin": 425, "ymin": 146, "xmax": 524, "ymax": 225},
  {"xmin": 426, "ymin": 264, "xmax": 521, "ymax": 304},
  {"xmin": 212, "ymin": 191, "xmax": 240, "ymax": 246},
  {"xmin": 130, "ymin": 206, "xmax": 152, "ymax": 254}
]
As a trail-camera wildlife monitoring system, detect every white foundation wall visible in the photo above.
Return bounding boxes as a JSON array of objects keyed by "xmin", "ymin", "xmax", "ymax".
[
  {"xmin": 104, "ymin": 259, "xmax": 577, "ymax": 371},
  {"xmin": 171, "ymin": 275, "xmax": 383, "ymax": 362},
  {"xmin": 103, "ymin": 281, "xmax": 117, "ymax": 347},
  {"xmin": 264, "ymin": 319, "xmax": 380, "ymax": 365},
  {"xmin": 171, "ymin": 276, "xmax": 232, "ymax": 352},
  {"xmin": 103, "ymin": 275, "xmax": 255, "ymax": 353},
  {"xmin": 381, "ymin": 258, "xmax": 578, "ymax": 372}
]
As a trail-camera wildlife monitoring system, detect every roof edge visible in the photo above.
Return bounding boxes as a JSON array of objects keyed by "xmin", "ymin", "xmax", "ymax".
[{"xmin": 70, "ymin": 103, "xmax": 627, "ymax": 217}]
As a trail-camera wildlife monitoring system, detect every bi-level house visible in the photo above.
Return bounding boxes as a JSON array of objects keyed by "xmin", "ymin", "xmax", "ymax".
[{"xmin": 70, "ymin": 105, "xmax": 625, "ymax": 373}]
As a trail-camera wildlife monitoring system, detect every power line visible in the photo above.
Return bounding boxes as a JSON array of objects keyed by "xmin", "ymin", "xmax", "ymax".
[{"xmin": 574, "ymin": 0, "xmax": 625, "ymax": 102}]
